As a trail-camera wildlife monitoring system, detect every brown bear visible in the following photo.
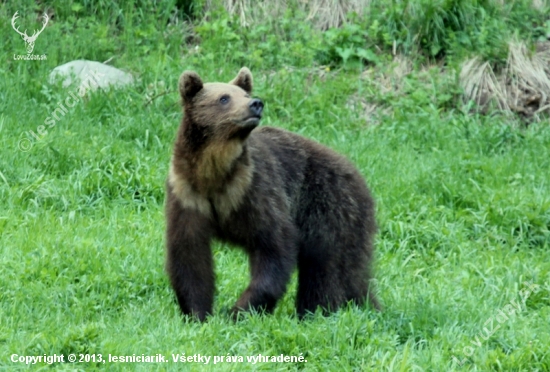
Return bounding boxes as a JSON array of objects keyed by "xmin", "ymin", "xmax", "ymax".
[{"xmin": 165, "ymin": 67, "xmax": 380, "ymax": 321}]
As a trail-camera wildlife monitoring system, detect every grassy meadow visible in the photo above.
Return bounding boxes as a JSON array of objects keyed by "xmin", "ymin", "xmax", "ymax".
[{"xmin": 1, "ymin": 0, "xmax": 550, "ymax": 370}]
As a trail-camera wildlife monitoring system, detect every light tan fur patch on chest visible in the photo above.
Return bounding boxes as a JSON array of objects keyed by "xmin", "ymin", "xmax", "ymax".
[
  {"xmin": 197, "ymin": 140, "xmax": 243, "ymax": 185},
  {"xmin": 210, "ymin": 160, "xmax": 253, "ymax": 221},
  {"xmin": 168, "ymin": 163, "xmax": 212, "ymax": 217},
  {"xmin": 168, "ymin": 146, "xmax": 254, "ymax": 221}
]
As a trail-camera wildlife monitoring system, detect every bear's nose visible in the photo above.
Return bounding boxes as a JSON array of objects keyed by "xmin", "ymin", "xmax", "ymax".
[{"xmin": 249, "ymin": 98, "xmax": 264, "ymax": 117}]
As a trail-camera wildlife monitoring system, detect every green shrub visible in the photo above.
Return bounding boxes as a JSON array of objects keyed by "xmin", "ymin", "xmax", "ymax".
[{"xmin": 193, "ymin": 9, "xmax": 321, "ymax": 69}]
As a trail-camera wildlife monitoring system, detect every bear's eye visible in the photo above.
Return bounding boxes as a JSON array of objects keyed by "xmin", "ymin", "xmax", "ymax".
[{"xmin": 219, "ymin": 95, "xmax": 230, "ymax": 105}]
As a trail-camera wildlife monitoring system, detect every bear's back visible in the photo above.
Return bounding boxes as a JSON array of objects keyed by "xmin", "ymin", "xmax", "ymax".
[
  {"xmin": 247, "ymin": 126, "xmax": 373, "ymax": 223},
  {"xmin": 249, "ymin": 126, "xmax": 366, "ymax": 190}
]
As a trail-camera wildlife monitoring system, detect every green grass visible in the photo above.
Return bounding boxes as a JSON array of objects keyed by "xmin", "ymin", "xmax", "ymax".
[{"xmin": 1, "ymin": 1, "xmax": 550, "ymax": 370}]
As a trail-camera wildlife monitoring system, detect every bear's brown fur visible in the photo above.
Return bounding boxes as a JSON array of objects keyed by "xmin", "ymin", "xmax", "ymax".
[{"xmin": 166, "ymin": 67, "xmax": 380, "ymax": 321}]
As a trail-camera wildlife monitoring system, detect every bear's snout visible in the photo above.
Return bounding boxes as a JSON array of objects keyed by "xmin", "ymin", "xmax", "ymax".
[{"xmin": 249, "ymin": 99, "xmax": 264, "ymax": 118}]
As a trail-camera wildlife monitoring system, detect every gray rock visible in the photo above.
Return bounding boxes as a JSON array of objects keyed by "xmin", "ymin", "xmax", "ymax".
[{"xmin": 49, "ymin": 60, "xmax": 134, "ymax": 92}]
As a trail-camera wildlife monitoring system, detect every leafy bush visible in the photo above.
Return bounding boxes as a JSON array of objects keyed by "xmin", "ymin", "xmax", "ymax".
[
  {"xmin": 193, "ymin": 9, "xmax": 322, "ymax": 69},
  {"xmin": 318, "ymin": 22, "xmax": 382, "ymax": 68}
]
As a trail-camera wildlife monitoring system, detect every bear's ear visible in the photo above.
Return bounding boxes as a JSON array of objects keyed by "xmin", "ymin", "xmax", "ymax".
[
  {"xmin": 230, "ymin": 67, "xmax": 253, "ymax": 94},
  {"xmin": 179, "ymin": 71, "xmax": 204, "ymax": 103}
]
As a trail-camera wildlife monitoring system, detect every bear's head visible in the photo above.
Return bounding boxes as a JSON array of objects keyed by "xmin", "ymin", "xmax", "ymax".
[{"xmin": 178, "ymin": 67, "xmax": 263, "ymax": 143}]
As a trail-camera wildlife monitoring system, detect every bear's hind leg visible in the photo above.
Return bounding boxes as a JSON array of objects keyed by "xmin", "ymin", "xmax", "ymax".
[
  {"xmin": 296, "ymin": 231, "xmax": 380, "ymax": 317},
  {"xmin": 232, "ymin": 224, "xmax": 297, "ymax": 317},
  {"xmin": 296, "ymin": 251, "xmax": 345, "ymax": 318},
  {"xmin": 342, "ymin": 268, "xmax": 381, "ymax": 311}
]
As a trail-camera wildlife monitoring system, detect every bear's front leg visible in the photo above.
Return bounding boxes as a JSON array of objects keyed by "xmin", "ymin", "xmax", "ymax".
[
  {"xmin": 232, "ymin": 225, "xmax": 297, "ymax": 317},
  {"xmin": 166, "ymin": 193, "xmax": 214, "ymax": 322}
]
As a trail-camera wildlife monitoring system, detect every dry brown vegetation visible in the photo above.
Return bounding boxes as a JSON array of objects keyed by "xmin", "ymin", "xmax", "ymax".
[
  {"xmin": 349, "ymin": 41, "xmax": 550, "ymax": 125},
  {"xmin": 205, "ymin": 0, "xmax": 545, "ymax": 29},
  {"xmin": 460, "ymin": 41, "xmax": 550, "ymax": 121},
  {"xmin": 205, "ymin": 0, "xmax": 370, "ymax": 29}
]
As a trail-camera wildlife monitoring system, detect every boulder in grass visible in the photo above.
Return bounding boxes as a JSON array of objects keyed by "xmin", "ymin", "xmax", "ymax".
[{"xmin": 49, "ymin": 60, "xmax": 134, "ymax": 93}]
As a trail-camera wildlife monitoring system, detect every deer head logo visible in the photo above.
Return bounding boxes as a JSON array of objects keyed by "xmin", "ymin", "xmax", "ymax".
[{"xmin": 11, "ymin": 11, "xmax": 49, "ymax": 54}]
